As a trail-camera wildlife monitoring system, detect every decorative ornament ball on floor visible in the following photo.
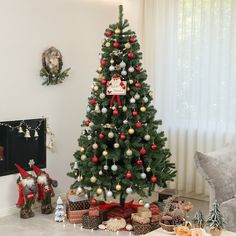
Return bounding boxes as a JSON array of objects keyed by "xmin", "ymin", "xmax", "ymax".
[
  {"xmin": 54, "ymin": 196, "xmax": 65, "ymax": 222},
  {"xmin": 40, "ymin": 47, "xmax": 70, "ymax": 85}
]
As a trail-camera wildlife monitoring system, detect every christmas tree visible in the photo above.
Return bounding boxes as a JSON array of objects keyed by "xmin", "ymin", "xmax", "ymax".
[
  {"xmin": 206, "ymin": 201, "xmax": 225, "ymax": 230},
  {"xmin": 54, "ymin": 196, "xmax": 65, "ymax": 222},
  {"xmin": 192, "ymin": 210, "xmax": 205, "ymax": 228},
  {"xmin": 67, "ymin": 5, "xmax": 176, "ymax": 206}
]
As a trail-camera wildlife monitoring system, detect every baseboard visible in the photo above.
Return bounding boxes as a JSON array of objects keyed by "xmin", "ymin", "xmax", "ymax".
[{"xmin": 0, "ymin": 192, "xmax": 66, "ymax": 218}]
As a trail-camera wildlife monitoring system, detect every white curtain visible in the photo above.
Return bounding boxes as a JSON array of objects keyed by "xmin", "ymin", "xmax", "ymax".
[{"xmin": 140, "ymin": 0, "xmax": 236, "ymax": 196}]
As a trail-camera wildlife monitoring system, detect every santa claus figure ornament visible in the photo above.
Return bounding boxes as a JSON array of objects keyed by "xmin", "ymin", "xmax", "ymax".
[{"xmin": 32, "ymin": 164, "xmax": 58, "ymax": 214}]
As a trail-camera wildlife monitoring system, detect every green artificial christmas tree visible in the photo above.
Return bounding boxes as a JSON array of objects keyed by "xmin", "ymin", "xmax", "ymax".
[
  {"xmin": 206, "ymin": 201, "xmax": 225, "ymax": 236},
  {"xmin": 67, "ymin": 5, "xmax": 176, "ymax": 206},
  {"xmin": 192, "ymin": 210, "xmax": 205, "ymax": 228}
]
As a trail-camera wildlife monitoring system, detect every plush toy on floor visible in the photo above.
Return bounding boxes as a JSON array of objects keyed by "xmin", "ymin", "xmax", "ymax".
[
  {"xmin": 15, "ymin": 164, "xmax": 37, "ymax": 219},
  {"xmin": 32, "ymin": 164, "xmax": 58, "ymax": 214}
]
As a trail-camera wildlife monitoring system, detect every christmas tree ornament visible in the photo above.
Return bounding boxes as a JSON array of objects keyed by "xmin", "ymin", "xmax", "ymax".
[
  {"xmin": 146, "ymin": 166, "xmax": 151, "ymax": 172},
  {"xmin": 73, "ymin": 161, "xmax": 79, "ymax": 170},
  {"xmin": 120, "ymin": 60, "xmax": 126, "ymax": 68},
  {"xmin": 127, "ymin": 52, "xmax": 134, "ymax": 58},
  {"xmin": 119, "ymin": 133, "xmax": 126, "ymax": 140},
  {"xmin": 132, "ymin": 110, "xmax": 138, "ymax": 116},
  {"xmin": 92, "ymin": 155, "xmax": 99, "ymax": 164},
  {"xmin": 80, "ymin": 147, "xmax": 85, "ymax": 153},
  {"xmin": 24, "ymin": 129, "xmax": 31, "ymax": 138},
  {"xmin": 95, "ymin": 104, "xmax": 100, "ymax": 113},
  {"xmin": 135, "ymin": 65, "xmax": 141, "ymax": 71},
  {"xmin": 140, "ymin": 147, "xmax": 147, "ymax": 155},
  {"xmin": 126, "ymin": 224, "xmax": 133, "ymax": 231},
  {"xmin": 98, "ymin": 54, "xmax": 102, "ymax": 59},
  {"xmin": 76, "ymin": 186, "xmax": 83, "ymax": 194},
  {"xmin": 108, "ymin": 131, "xmax": 114, "ymax": 138},
  {"xmin": 90, "ymin": 98, "xmax": 97, "ymax": 105},
  {"xmin": 87, "ymin": 135, "xmax": 92, "ymax": 140},
  {"xmin": 104, "ymin": 164, "xmax": 109, "ymax": 170},
  {"xmin": 101, "ymin": 107, "xmax": 108, "ymax": 114},
  {"xmin": 144, "ymin": 203, "xmax": 150, "ymax": 209},
  {"xmin": 129, "ymin": 79, "xmax": 134, "ymax": 85},
  {"xmin": 113, "ymin": 42, "xmax": 119, "ymax": 48},
  {"xmin": 125, "ymin": 42, "xmax": 131, "ymax": 49},
  {"xmin": 91, "ymin": 199, "xmax": 97, "ymax": 205},
  {"xmin": 109, "ymin": 65, "xmax": 115, "ymax": 71},
  {"xmin": 126, "ymin": 149, "xmax": 133, "ymax": 156},
  {"xmin": 77, "ymin": 175, "xmax": 83, "ymax": 181},
  {"xmin": 129, "ymin": 37, "xmax": 136, "ymax": 43},
  {"xmin": 115, "ymin": 184, "xmax": 122, "ymax": 191},
  {"xmin": 92, "ymin": 143, "xmax": 98, "ymax": 150},
  {"xmin": 128, "ymin": 128, "xmax": 134, "ymax": 134},
  {"xmin": 130, "ymin": 97, "xmax": 135, "ymax": 103},
  {"xmin": 110, "ymin": 59, "xmax": 114, "ymax": 64},
  {"xmin": 97, "ymin": 67, "xmax": 102, "ymax": 72},
  {"xmin": 105, "ymin": 30, "xmax": 112, "ymax": 37},
  {"xmin": 105, "ymin": 42, "xmax": 111, "ymax": 47},
  {"xmin": 81, "ymin": 154, "xmax": 87, "ymax": 161},
  {"xmin": 99, "ymin": 93, "xmax": 106, "ymax": 99},
  {"xmin": 144, "ymin": 134, "xmax": 151, "ymax": 141},
  {"xmin": 115, "ymin": 28, "xmax": 121, "ymax": 34},
  {"xmin": 136, "ymin": 121, "xmax": 142, "ymax": 128},
  {"xmin": 121, "ymin": 69, "xmax": 127, "ymax": 76},
  {"xmin": 18, "ymin": 126, "xmax": 24, "ymax": 133},
  {"xmin": 126, "ymin": 187, "xmax": 133, "ymax": 194},
  {"xmin": 99, "ymin": 170, "xmax": 103, "ymax": 175},
  {"xmin": 96, "ymin": 187, "xmax": 103, "ymax": 195},
  {"xmin": 134, "ymin": 93, "xmax": 140, "ymax": 100},
  {"xmin": 34, "ymin": 130, "xmax": 39, "ymax": 140},
  {"xmin": 85, "ymin": 120, "xmax": 91, "ymax": 126},
  {"xmin": 143, "ymin": 96, "xmax": 148, "ymax": 103},
  {"xmin": 114, "ymin": 143, "xmax": 120, "ymax": 148},
  {"xmin": 137, "ymin": 159, "xmax": 143, "ymax": 166},
  {"xmin": 138, "ymin": 199, "xmax": 144, "ymax": 205},
  {"xmin": 101, "ymin": 79, "xmax": 107, "ymax": 85},
  {"xmin": 151, "ymin": 143, "xmax": 157, "ymax": 150},
  {"xmin": 54, "ymin": 196, "xmax": 65, "ymax": 222},
  {"xmin": 151, "ymin": 176, "xmax": 157, "ymax": 183},
  {"xmin": 90, "ymin": 176, "xmax": 97, "ymax": 183},
  {"xmin": 101, "ymin": 59, "xmax": 106, "ymax": 66},
  {"xmin": 123, "ymin": 119, "xmax": 128, "ymax": 124},
  {"xmin": 135, "ymin": 82, "xmax": 141, "ymax": 88},
  {"xmin": 102, "ymin": 150, "xmax": 108, "ymax": 156},
  {"xmin": 106, "ymin": 190, "xmax": 113, "ymax": 197},
  {"xmin": 126, "ymin": 171, "xmax": 132, "ymax": 179},
  {"xmin": 140, "ymin": 106, "xmax": 146, "ymax": 112},
  {"xmin": 113, "ymin": 109, "xmax": 119, "ymax": 116},
  {"xmin": 111, "ymin": 164, "xmax": 118, "ymax": 171},
  {"xmin": 140, "ymin": 172, "xmax": 146, "ymax": 179},
  {"xmin": 93, "ymin": 85, "xmax": 99, "ymax": 91},
  {"xmin": 128, "ymin": 67, "xmax": 134, "ymax": 73},
  {"xmin": 122, "ymin": 105, "xmax": 128, "ymax": 112}
]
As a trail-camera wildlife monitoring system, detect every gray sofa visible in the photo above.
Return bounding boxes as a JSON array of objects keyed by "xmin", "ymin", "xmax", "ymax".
[{"xmin": 194, "ymin": 145, "xmax": 236, "ymax": 232}]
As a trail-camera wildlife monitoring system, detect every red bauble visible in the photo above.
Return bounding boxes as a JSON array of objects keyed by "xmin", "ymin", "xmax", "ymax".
[
  {"xmin": 132, "ymin": 110, "xmax": 138, "ymax": 116},
  {"xmin": 135, "ymin": 66, "xmax": 141, "ymax": 71},
  {"xmin": 126, "ymin": 171, "xmax": 132, "ymax": 179},
  {"xmin": 91, "ymin": 199, "xmax": 97, "ymax": 205},
  {"xmin": 113, "ymin": 42, "xmax": 119, "ymax": 48},
  {"xmin": 105, "ymin": 31, "xmax": 112, "ymax": 37},
  {"xmin": 119, "ymin": 133, "xmax": 126, "ymax": 140},
  {"xmin": 129, "ymin": 37, "xmax": 135, "ymax": 43},
  {"xmin": 101, "ymin": 59, "xmax": 106, "ymax": 66},
  {"xmin": 85, "ymin": 120, "xmax": 91, "ymax": 127},
  {"xmin": 135, "ymin": 82, "xmax": 141, "ymax": 88},
  {"xmin": 151, "ymin": 176, "xmax": 157, "ymax": 183},
  {"xmin": 92, "ymin": 155, "xmax": 99, "ymax": 163},
  {"xmin": 90, "ymin": 98, "xmax": 97, "ymax": 105},
  {"xmin": 140, "ymin": 148, "xmax": 147, "ymax": 155},
  {"xmin": 137, "ymin": 159, "xmax": 143, "ymax": 166},
  {"xmin": 101, "ymin": 79, "xmax": 107, "ymax": 85},
  {"xmin": 113, "ymin": 109, "xmax": 119, "ymax": 116},
  {"xmin": 127, "ymin": 52, "xmax": 134, "ymax": 58},
  {"xmin": 136, "ymin": 121, "xmax": 142, "ymax": 128},
  {"xmin": 151, "ymin": 144, "xmax": 157, "ymax": 150},
  {"xmin": 99, "ymin": 133, "xmax": 105, "ymax": 139}
]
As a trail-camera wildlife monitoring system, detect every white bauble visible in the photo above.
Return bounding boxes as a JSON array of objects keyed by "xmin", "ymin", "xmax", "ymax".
[
  {"xmin": 97, "ymin": 67, "xmax": 102, "ymax": 72},
  {"xmin": 125, "ymin": 42, "xmax": 131, "ymax": 49},
  {"xmin": 126, "ymin": 224, "xmax": 133, "ymax": 231},
  {"xmin": 90, "ymin": 176, "xmax": 97, "ymax": 183},
  {"xmin": 81, "ymin": 154, "xmax": 87, "ymax": 161},
  {"xmin": 104, "ymin": 165, "xmax": 109, "ymax": 170},
  {"xmin": 106, "ymin": 190, "xmax": 113, "ymax": 198},
  {"xmin": 129, "ymin": 79, "xmax": 134, "ymax": 84},
  {"xmin": 109, "ymin": 65, "xmax": 115, "ymax": 71},
  {"xmin": 99, "ymin": 170, "xmax": 103, "ymax": 175},
  {"xmin": 123, "ymin": 119, "xmax": 128, "ymax": 124},
  {"xmin": 87, "ymin": 106, "xmax": 91, "ymax": 112},
  {"xmin": 130, "ymin": 97, "xmax": 135, "ymax": 104},
  {"xmin": 92, "ymin": 143, "xmax": 98, "ymax": 149},
  {"xmin": 134, "ymin": 93, "xmax": 140, "ymax": 100},
  {"xmin": 111, "ymin": 164, "xmax": 118, "ymax": 171},
  {"xmin": 108, "ymin": 132, "xmax": 114, "ymax": 138},
  {"xmin": 121, "ymin": 70, "xmax": 127, "ymax": 76},
  {"xmin": 114, "ymin": 143, "xmax": 120, "ymax": 148},
  {"xmin": 87, "ymin": 135, "xmax": 92, "ymax": 140},
  {"xmin": 93, "ymin": 85, "xmax": 99, "ymax": 91},
  {"xmin": 146, "ymin": 166, "xmax": 151, "ymax": 172},
  {"xmin": 126, "ymin": 149, "xmax": 132, "ymax": 156},
  {"xmin": 140, "ymin": 172, "xmax": 147, "ymax": 179},
  {"xmin": 143, "ymin": 96, "xmax": 148, "ymax": 103},
  {"xmin": 101, "ymin": 107, "xmax": 108, "ymax": 114},
  {"xmin": 144, "ymin": 134, "xmax": 151, "ymax": 141},
  {"xmin": 144, "ymin": 203, "xmax": 150, "ymax": 209},
  {"xmin": 99, "ymin": 224, "xmax": 106, "ymax": 230},
  {"xmin": 110, "ymin": 59, "xmax": 114, "ymax": 64},
  {"xmin": 128, "ymin": 67, "xmax": 134, "ymax": 73},
  {"xmin": 102, "ymin": 150, "xmax": 108, "ymax": 156},
  {"xmin": 126, "ymin": 187, "xmax": 133, "ymax": 194},
  {"xmin": 99, "ymin": 93, "xmax": 106, "ymax": 99},
  {"xmin": 120, "ymin": 61, "xmax": 126, "ymax": 68},
  {"xmin": 105, "ymin": 42, "xmax": 111, "ymax": 47},
  {"xmin": 76, "ymin": 186, "xmax": 83, "ymax": 194},
  {"xmin": 122, "ymin": 105, "xmax": 128, "ymax": 112}
]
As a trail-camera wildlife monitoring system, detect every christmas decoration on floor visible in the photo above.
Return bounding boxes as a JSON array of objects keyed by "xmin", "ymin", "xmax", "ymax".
[
  {"xmin": 40, "ymin": 46, "xmax": 70, "ymax": 85},
  {"xmin": 32, "ymin": 164, "xmax": 58, "ymax": 214},
  {"xmin": 192, "ymin": 210, "xmax": 205, "ymax": 228},
  {"xmin": 55, "ymin": 196, "xmax": 65, "ymax": 222},
  {"xmin": 15, "ymin": 164, "xmax": 37, "ymax": 219}
]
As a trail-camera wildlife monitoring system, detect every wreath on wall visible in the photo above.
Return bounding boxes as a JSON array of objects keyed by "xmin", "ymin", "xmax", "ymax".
[{"xmin": 40, "ymin": 47, "xmax": 70, "ymax": 86}]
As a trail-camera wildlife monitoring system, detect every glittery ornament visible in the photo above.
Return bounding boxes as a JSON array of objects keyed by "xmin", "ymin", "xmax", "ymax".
[{"xmin": 116, "ymin": 184, "xmax": 122, "ymax": 191}]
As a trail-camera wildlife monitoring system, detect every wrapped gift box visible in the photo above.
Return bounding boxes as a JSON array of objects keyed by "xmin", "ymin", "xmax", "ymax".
[
  {"xmin": 82, "ymin": 213, "xmax": 102, "ymax": 229},
  {"xmin": 67, "ymin": 191, "xmax": 90, "ymax": 211},
  {"xmin": 67, "ymin": 209, "xmax": 89, "ymax": 224},
  {"xmin": 132, "ymin": 213, "xmax": 150, "ymax": 224},
  {"xmin": 89, "ymin": 207, "xmax": 100, "ymax": 217},
  {"xmin": 106, "ymin": 206, "xmax": 134, "ymax": 220}
]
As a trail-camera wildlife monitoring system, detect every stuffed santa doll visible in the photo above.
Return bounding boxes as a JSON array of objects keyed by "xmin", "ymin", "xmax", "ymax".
[
  {"xmin": 32, "ymin": 164, "xmax": 58, "ymax": 214},
  {"xmin": 15, "ymin": 164, "xmax": 37, "ymax": 219}
]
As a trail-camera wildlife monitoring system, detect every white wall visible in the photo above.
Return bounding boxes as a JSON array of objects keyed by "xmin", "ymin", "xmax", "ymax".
[{"xmin": 0, "ymin": 0, "xmax": 121, "ymax": 216}]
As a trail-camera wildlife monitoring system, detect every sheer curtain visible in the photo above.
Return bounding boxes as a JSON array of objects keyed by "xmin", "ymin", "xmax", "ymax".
[{"xmin": 141, "ymin": 0, "xmax": 236, "ymax": 196}]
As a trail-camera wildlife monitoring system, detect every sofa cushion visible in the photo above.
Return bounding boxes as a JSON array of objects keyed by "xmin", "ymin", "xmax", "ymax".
[
  {"xmin": 194, "ymin": 145, "xmax": 236, "ymax": 206},
  {"xmin": 221, "ymin": 198, "xmax": 236, "ymax": 232}
]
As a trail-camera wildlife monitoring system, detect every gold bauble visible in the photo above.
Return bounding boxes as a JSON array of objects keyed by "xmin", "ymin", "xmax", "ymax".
[
  {"xmin": 116, "ymin": 184, "xmax": 122, "ymax": 191},
  {"xmin": 102, "ymin": 150, "xmax": 108, "ymax": 156},
  {"xmin": 125, "ymin": 43, "xmax": 131, "ymax": 49},
  {"xmin": 97, "ymin": 67, "xmax": 102, "ymax": 72},
  {"xmin": 96, "ymin": 187, "xmax": 103, "ymax": 195},
  {"xmin": 128, "ymin": 128, "xmax": 134, "ymax": 135},
  {"xmin": 140, "ymin": 106, "xmax": 146, "ymax": 112},
  {"xmin": 93, "ymin": 85, "xmax": 99, "ymax": 91},
  {"xmin": 80, "ymin": 147, "xmax": 85, "ymax": 153},
  {"xmin": 90, "ymin": 176, "xmax": 97, "ymax": 183},
  {"xmin": 105, "ymin": 42, "xmax": 111, "ymax": 47},
  {"xmin": 115, "ymin": 28, "xmax": 121, "ymax": 34},
  {"xmin": 146, "ymin": 166, "xmax": 151, "ymax": 172}
]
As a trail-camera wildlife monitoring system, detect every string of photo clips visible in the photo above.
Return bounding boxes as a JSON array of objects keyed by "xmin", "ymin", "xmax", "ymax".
[{"xmin": 0, "ymin": 119, "xmax": 44, "ymax": 140}]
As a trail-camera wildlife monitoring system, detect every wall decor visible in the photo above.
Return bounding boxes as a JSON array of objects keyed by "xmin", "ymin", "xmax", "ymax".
[{"xmin": 40, "ymin": 47, "xmax": 70, "ymax": 85}]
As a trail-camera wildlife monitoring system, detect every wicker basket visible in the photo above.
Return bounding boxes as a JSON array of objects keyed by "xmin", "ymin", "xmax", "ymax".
[
  {"xmin": 68, "ymin": 200, "xmax": 90, "ymax": 211},
  {"xmin": 82, "ymin": 213, "xmax": 102, "ymax": 230},
  {"xmin": 132, "ymin": 221, "xmax": 152, "ymax": 235},
  {"xmin": 150, "ymin": 221, "xmax": 160, "ymax": 230},
  {"xmin": 159, "ymin": 222, "xmax": 175, "ymax": 232}
]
